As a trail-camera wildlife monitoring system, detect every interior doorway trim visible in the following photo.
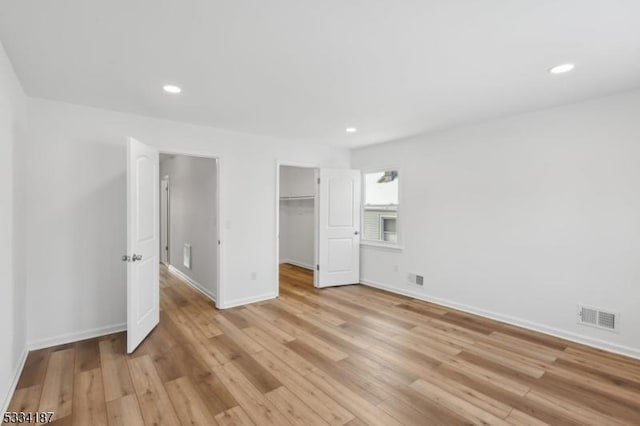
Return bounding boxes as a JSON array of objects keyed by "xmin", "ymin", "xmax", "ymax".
[
  {"xmin": 160, "ymin": 175, "xmax": 170, "ymax": 265},
  {"xmin": 159, "ymin": 149, "xmax": 224, "ymax": 308},
  {"xmin": 275, "ymin": 160, "xmax": 320, "ymax": 298}
]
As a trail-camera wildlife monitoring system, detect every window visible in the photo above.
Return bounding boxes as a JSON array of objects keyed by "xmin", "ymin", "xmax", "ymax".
[
  {"xmin": 381, "ymin": 216, "xmax": 397, "ymax": 242},
  {"xmin": 362, "ymin": 170, "xmax": 399, "ymax": 245}
]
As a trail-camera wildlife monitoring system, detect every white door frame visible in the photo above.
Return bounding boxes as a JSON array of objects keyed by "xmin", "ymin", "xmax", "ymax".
[
  {"xmin": 159, "ymin": 149, "xmax": 223, "ymax": 307},
  {"xmin": 160, "ymin": 176, "xmax": 170, "ymax": 265},
  {"xmin": 275, "ymin": 160, "xmax": 320, "ymax": 296}
]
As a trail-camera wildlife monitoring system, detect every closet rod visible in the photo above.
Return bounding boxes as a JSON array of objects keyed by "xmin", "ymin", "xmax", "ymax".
[{"xmin": 279, "ymin": 195, "xmax": 315, "ymax": 200}]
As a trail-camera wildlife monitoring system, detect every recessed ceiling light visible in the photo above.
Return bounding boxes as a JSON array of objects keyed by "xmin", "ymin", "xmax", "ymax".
[
  {"xmin": 163, "ymin": 85, "xmax": 182, "ymax": 94},
  {"xmin": 345, "ymin": 127, "xmax": 357, "ymax": 133},
  {"xmin": 549, "ymin": 63, "xmax": 575, "ymax": 74}
]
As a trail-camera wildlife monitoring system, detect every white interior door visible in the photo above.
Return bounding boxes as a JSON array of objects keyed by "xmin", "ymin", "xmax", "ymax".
[
  {"xmin": 126, "ymin": 137, "xmax": 160, "ymax": 353},
  {"xmin": 160, "ymin": 177, "xmax": 169, "ymax": 264},
  {"xmin": 317, "ymin": 169, "xmax": 361, "ymax": 288}
]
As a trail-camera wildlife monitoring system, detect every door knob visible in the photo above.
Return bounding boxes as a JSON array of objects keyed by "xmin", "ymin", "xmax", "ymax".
[
  {"xmin": 354, "ymin": 231, "xmax": 359, "ymax": 235},
  {"xmin": 132, "ymin": 254, "xmax": 143, "ymax": 262},
  {"xmin": 122, "ymin": 255, "xmax": 131, "ymax": 262}
]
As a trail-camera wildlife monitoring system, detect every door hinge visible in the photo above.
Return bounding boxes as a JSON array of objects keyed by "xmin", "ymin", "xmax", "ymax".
[
  {"xmin": 165, "ymin": 246, "xmax": 168, "ymax": 251},
  {"xmin": 317, "ymin": 177, "xmax": 320, "ymax": 184},
  {"xmin": 316, "ymin": 264, "xmax": 319, "ymax": 271}
]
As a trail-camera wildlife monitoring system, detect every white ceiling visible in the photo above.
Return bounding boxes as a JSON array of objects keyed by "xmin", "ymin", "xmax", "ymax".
[{"xmin": 1, "ymin": 0, "xmax": 639, "ymax": 147}]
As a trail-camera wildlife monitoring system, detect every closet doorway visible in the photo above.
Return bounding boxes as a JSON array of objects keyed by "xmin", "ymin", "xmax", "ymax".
[{"xmin": 276, "ymin": 163, "xmax": 318, "ymax": 292}]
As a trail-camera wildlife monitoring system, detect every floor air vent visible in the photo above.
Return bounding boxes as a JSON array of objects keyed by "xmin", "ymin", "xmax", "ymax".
[{"xmin": 578, "ymin": 305, "xmax": 618, "ymax": 332}]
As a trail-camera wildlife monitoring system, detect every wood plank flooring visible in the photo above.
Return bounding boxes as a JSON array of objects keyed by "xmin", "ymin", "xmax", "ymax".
[{"xmin": 8, "ymin": 263, "xmax": 640, "ymax": 425}]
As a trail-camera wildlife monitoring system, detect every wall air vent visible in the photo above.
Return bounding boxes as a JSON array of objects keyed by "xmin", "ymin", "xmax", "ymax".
[
  {"xmin": 183, "ymin": 243, "xmax": 191, "ymax": 269},
  {"xmin": 577, "ymin": 305, "xmax": 618, "ymax": 332},
  {"xmin": 407, "ymin": 273, "xmax": 424, "ymax": 286},
  {"xmin": 598, "ymin": 311, "xmax": 616, "ymax": 330}
]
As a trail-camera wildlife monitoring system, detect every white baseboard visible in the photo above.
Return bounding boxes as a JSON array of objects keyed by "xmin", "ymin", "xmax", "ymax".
[
  {"xmin": 280, "ymin": 259, "xmax": 314, "ymax": 270},
  {"xmin": 218, "ymin": 292, "xmax": 277, "ymax": 309},
  {"xmin": 360, "ymin": 278, "xmax": 640, "ymax": 360},
  {"xmin": 1, "ymin": 346, "xmax": 28, "ymax": 414},
  {"xmin": 28, "ymin": 323, "xmax": 127, "ymax": 351},
  {"xmin": 168, "ymin": 265, "xmax": 216, "ymax": 303}
]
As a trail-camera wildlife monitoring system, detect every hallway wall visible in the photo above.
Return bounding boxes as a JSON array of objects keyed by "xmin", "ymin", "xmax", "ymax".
[{"xmin": 160, "ymin": 154, "xmax": 218, "ymax": 299}]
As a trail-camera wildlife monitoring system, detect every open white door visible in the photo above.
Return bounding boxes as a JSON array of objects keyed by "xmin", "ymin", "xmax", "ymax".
[
  {"xmin": 317, "ymin": 169, "xmax": 361, "ymax": 288},
  {"xmin": 126, "ymin": 137, "xmax": 160, "ymax": 353}
]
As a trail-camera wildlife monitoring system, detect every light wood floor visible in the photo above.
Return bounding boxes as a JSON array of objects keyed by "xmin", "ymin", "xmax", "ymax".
[{"xmin": 8, "ymin": 264, "xmax": 640, "ymax": 425}]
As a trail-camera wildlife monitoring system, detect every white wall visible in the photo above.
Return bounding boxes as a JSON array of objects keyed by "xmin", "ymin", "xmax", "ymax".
[
  {"xmin": 352, "ymin": 90, "xmax": 640, "ymax": 358},
  {"xmin": 0, "ymin": 40, "xmax": 27, "ymax": 412},
  {"xmin": 280, "ymin": 166, "xmax": 315, "ymax": 198},
  {"xmin": 25, "ymin": 98, "xmax": 350, "ymax": 345},
  {"xmin": 279, "ymin": 200, "xmax": 315, "ymax": 269},
  {"xmin": 160, "ymin": 155, "xmax": 218, "ymax": 298},
  {"xmin": 279, "ymin": 166, "xmax": 316, "ymax": 269}
]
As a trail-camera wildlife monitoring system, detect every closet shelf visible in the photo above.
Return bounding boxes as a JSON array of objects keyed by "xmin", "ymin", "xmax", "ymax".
[{"xmin": 280, "ymin": 195, "xmax": 315, "ymax": 200}]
